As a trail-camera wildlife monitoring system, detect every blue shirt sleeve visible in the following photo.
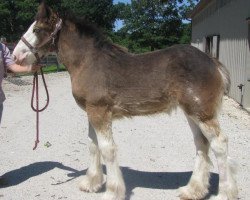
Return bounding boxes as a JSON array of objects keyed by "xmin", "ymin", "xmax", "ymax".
[{"xmin": 2, "ymin": 44, "xmax": 15, "ymax": 67}]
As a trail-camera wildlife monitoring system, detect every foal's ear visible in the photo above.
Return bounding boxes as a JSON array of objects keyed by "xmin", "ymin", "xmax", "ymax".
[{"xmin": 36, "ymin": 1, "xmax": 52, "ymax": 21}]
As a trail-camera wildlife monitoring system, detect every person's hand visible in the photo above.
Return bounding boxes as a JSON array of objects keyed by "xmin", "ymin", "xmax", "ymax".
[{"xmin": 28, "ymin": 64, "xmax": 42, "ymax": 73}]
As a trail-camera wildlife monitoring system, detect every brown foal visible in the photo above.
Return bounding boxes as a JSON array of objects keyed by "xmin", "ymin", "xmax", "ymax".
[{"xmin": 13, "ymin": 2, "xmax": 237, "ymax": 200}]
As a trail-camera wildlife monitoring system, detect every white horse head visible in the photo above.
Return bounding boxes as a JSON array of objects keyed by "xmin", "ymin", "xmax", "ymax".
[
  {"xmin": 13, "ymin": 2, "xmax": 61, "ymax": 66},
  {"xmin": 13, "ymin": 21, "xmax": 39, "ymax": 65}
]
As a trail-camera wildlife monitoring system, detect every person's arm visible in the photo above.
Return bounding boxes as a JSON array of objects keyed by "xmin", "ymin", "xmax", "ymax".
[
  {"xmin": 8, "ymin": 63, "xmax": 40, "ymax": 73},
  {"xmin": 2, "ymin": 43, "xmax": 40, "ymax": 73}
]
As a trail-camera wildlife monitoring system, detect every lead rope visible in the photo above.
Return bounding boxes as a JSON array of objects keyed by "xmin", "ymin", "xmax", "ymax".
[{"xmin": 31, "ymin": 68, "xmax": 49, "ymax": 150}]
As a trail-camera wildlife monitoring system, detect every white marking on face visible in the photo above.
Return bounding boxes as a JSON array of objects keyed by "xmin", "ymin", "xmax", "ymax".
[{"xmin": 13, "ymin": 21, "xmax": 41, "ymax": 65}]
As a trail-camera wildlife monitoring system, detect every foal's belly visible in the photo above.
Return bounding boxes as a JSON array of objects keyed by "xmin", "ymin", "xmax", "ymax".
[{"xmin": 112, "ymin": 97, "xmax": 177, "ymax": 119}]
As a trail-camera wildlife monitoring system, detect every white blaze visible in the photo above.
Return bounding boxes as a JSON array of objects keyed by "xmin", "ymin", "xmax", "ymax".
[{"xmin": 13, "ymin": 21, "xmax": 40, "ymax": 65}]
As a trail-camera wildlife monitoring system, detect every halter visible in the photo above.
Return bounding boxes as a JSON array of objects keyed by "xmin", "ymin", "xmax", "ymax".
[
  {"xmin": 21, "ymin": 18, "xmax": 62, "ymax": 63},
  {"xmin": 20, "ymin": 18, "xmax": 62, "ymax": 150}
]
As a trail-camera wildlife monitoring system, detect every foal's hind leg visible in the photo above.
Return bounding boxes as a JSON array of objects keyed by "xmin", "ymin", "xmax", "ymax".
[
  {"xmin": 199, "ymin": 118, "xmax": 238, "ymax": 200},
  {"xmin": 80, "ymin": 122, "xmax": 104, "ymax": 192},
  {"xmin": 179, "ymin": 115, "xmax": 211, "ymax": 200},
  {"xmin": 87, "ymin": 105, "xmax": 125, "ymax": 200}
]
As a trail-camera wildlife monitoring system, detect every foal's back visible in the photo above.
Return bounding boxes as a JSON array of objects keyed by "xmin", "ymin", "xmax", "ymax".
[{"xmin": 104, "ymin": 45, "xmax": 224, "ymax": 119}]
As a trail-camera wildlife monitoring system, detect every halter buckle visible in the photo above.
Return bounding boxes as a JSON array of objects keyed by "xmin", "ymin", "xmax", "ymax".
[
  {"xmin": 52, "ymin": 37, "xmax": 55, "ymax": 45},
  {"xmin": 31, "ymin": 48, "xmax": 39, "ymax": 54}
]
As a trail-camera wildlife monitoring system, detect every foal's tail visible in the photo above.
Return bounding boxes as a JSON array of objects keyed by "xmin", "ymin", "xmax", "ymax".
[{"xmin": 214, "ymin": 59, "xmax": 231, "ymax": 95}]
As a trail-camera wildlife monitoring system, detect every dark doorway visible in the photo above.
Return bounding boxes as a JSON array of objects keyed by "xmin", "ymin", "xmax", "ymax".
[{"xmin": 205, "ymin": 35, "xmax": 220, "ymax": 58}]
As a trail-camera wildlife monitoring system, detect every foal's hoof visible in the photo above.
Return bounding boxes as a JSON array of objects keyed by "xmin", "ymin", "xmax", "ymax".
[
  {"xmin": 102, "ymin": 191, "xmax": 125, "ymax": 200},
  {"xmin": 79, "ymin": 175, "xmax": 104, "ymax": 193},
  {"xmin": 179, "ymin": 184, "xmax": 208, "ymax": 200},
  {"xmin": 101, "ymin": 181, "xmax": 126, "ymax": 200},
  {"xmin": 209, "ymin": 194, "xmax": 234, "ymax": 200},
  {"xmin": 208, "ymin": 189, "xmax": 238, "ymax": 200}
]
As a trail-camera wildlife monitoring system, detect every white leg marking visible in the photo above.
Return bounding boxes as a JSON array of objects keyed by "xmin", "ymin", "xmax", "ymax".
[
  {"xmin": 97, "ymin": 133, "xmax": 126, "ymax": 200},
  {"xmin": 199, "ymin": 120, "xmax": 238, "ymax": 200},
  {"xmin": 80, "ymin": 122, "xmax": 104, "ymax": 193},
  {"xmin": 179, "ymin": 116, "xmax": 211, "ymax": 200}
]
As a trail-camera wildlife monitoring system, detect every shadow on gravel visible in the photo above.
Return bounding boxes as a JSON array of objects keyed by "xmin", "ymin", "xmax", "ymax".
[
  {"xmin": 121, "ymin": 167, "xmax": 219, "ymax": 200},
  {"xmin": 0, "ymin": 161, "xmax": 85, "ymax": 188},
  {"xmin": 0, "ymin": 163, "xmax": 219, "ymax": 200},
  {"xmin": 67, "ymin": 166, "xmax": 219, "ymax": 200}
]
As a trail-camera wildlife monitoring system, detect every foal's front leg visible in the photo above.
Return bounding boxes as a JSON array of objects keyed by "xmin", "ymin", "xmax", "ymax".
[
  {"xmin": 80, "ymin": 122, "xmax": 104, "ymax": 192},
  {"xmin": 87, "ymin": 105, "xmax": 126, "ymax": 200}
]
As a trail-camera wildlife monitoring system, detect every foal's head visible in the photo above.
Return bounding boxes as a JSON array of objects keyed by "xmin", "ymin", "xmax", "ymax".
[{"xmin": 13, "ymin": 2, "xmax": 61, "ymax": 66}]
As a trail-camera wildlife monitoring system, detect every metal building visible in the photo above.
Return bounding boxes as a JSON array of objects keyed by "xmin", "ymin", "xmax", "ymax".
[{"xmin": 190, "ymin": 0, "xmax": 250, "ymax": 111}]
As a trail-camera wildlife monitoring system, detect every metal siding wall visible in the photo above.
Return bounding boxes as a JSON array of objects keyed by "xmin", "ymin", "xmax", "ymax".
[
  {"xmin": 191, "ymin": 0, "xmax": 250, "ymax": 107},
  {"xmin": 220, "ymin": 38, "xmax": 247, "ymax": 102},
  {"xmin": 243, "ymin": 22, "xmax": 250, "ymax": 110}
]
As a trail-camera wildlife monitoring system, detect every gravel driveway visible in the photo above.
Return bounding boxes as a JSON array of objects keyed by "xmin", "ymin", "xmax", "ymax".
[{"xmin": 0, "ymin": 72, "xmax": 249, "ymax": 200}]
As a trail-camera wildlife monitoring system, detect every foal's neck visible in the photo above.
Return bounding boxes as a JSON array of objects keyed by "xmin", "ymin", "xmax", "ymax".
[{"xmin": 57, "ymin": 21, "xmax": 97, "ymax": 74}]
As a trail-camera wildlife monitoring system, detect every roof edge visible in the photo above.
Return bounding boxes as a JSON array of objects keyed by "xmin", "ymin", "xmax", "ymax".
[{"xmin": 189, "ymin": 0, "xmax": 211, "ymax": 18}]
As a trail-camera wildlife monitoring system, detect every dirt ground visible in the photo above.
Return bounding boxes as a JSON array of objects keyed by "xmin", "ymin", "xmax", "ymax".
[{"xmin": 0, "ymin": 72, "xmax": 249, "ymax": 200}]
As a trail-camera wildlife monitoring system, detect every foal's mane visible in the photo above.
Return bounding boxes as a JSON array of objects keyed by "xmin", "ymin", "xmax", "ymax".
[
  {"xmin": 63, "ymin": 14, "xmax": 128, "ymax": 54},
  {"xmin": 65, "ymin": 14, "xmax": 105, "ymax": 42}
]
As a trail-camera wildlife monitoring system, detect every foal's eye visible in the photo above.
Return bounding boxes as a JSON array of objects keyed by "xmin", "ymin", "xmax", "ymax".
[{"xmin": 33, "ymin": 28, "xmax": 41, "ymax": 34}]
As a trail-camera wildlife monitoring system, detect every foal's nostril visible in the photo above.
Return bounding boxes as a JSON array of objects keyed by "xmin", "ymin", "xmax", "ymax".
[
  {"xmin": 12, "ymin": 53, "xmax": 20, "ymax": 64},
  {"xmin": 12, "ymin": 52, "xmax": 26, "ymax": 65},
  {"xmin": 13, "ymin": 55, "xmax": 17, "ymax": 62}
]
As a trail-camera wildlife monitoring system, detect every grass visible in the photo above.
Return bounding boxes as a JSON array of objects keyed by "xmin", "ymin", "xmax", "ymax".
[{"xmin": 41, "ymin": 64, "xmax": 66, "ymax": 73}]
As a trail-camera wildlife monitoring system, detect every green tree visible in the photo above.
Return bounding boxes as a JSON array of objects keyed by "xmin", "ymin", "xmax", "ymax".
[
  {"xmin": 178, "ymin": 0, "xmax": 199, "ymax": 44},
  {"xmin": 116, "ymin": 0, "xmax": 182, "ymax": 52},
  {"xmin": 51, "ymin": 0, "xmax": 117, "ymax": 31},
  {"xmin": 0, "ymin": 0, "xmax": 198, "ymax": 49},
  {"xmin": 0, "ymin": 0, "xmax": 38, "ymax": 42},
  {"xmin": 179, "ymin": 23, "xmax": 191, "ymax": 44},
  {"xmin": 178, "ymin": 0, "xmax": 199, "ymax": 21},
  {"xmin": 0, "ymin": 0, "xmax": 118, "ymax": 42}
]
